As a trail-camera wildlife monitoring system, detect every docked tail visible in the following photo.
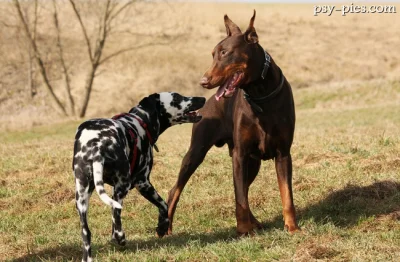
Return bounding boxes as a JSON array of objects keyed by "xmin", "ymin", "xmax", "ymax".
[{"xmin": 92, "ymin": 160, "xmax": 122, "ymax": 209}]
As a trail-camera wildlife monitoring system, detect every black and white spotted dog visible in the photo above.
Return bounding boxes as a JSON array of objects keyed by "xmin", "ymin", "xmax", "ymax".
[{"xmin": 73, "ymin": 92, "xmax": 205, "ymax": 262}]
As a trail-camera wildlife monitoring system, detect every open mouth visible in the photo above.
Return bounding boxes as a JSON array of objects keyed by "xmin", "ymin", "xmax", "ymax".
[
  {"xmin": 215, "ymin": 71, "xmax": 244, "ymax": 101},
  {"xmin": 183, "ymin": 109, "xmax": 202, "ymax": 123}
]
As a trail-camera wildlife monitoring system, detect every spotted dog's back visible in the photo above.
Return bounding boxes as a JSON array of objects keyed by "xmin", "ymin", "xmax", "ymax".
[
  {"xmin": 73, "ymin": 119, "xmax": 128, "ymax": 209},
  {"xmin": 73, "ymin": 92, "xmax": 205, "ymax": 262}
]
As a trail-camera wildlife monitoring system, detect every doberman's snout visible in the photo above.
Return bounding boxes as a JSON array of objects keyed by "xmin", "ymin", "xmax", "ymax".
[{"xmin": 199, "ymin": 77, "xmax": 210, "ymax": 88}]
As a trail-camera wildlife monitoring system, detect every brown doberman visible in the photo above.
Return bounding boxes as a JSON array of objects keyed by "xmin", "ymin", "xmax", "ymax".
[{"xmin": 167, "ymin": 10, "xmax": 300, "ymax": 236}]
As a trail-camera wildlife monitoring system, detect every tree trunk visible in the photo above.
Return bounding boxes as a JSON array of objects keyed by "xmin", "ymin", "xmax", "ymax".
[
  {"xmin": 79, "ymin": 65, "xmax": 97, "ymax": 118},
  {"xmin": 13, "ymin": 0, "xmax": 68, "ymax": 116},
  {"xmin": 27, "ymin": 45, "xmax": 36, "ymax": 98}
]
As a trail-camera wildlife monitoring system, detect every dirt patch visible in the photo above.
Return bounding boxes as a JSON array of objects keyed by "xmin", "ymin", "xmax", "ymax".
[
  {"xmin": 44, "ymin": 181, "xmax": 74, "ymax": 204},
  {"xmin": 293, "ymin": 242, "xmax": 342, "ymax": 262},
  {"xmin": 361, "ymin": 158, "xmax": 400, "ymax": 174},
  {"xmin": 376, "ymin": 210, "xmax": 400, "ymax": 221},
  {"xmin": 45, "ymin": 188, "xmax": 74, "ymax": 204},
  {"xmin": 295, "ymin": 153, "xmax": 347, "ymax": 169}
]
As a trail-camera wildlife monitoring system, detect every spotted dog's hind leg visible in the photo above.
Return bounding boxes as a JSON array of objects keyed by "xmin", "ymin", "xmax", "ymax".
[
  {"xmin": 75, "ymin": 172, "xmax": 95, "ymax": 262},
  {"xmin": 135, "ymin": 181, "xmax": 169, "ymax": 237},
  {"xmin": 111, "ymin": 168, "xmax": 130, "ymax": 246}
]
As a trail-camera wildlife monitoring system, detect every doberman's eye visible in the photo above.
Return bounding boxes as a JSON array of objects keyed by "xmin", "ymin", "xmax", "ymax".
[{"xmin": 221, "ymin": 50, "xmax": 227, "ymax": 56}]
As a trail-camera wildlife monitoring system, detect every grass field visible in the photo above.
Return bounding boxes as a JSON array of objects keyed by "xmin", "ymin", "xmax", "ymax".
[
  {"xmin": 1, "ymin": 1, "xmax": 400, "ymax": 261},
  {"xmin": 1, "ymin": 78, "xmax": 399, "ymax": 261}
]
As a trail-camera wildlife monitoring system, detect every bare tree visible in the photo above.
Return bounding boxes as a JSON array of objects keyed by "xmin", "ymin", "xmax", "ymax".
[
  {"xmin": 52, "ymin": 0, "xmax": 75, "ymax": 115},
  {"xmin": 12, "ymin": 0, "xmax": 170, "ymax": 118},
  {"xmin": 27, "ymin": 0, "xmax": 38, "ymax": 98},
  {"xmin": 13, "ymin": 0, "xmax": 68, "ymax": 116}
]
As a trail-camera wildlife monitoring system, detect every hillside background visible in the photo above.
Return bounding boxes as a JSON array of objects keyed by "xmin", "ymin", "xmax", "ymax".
[{"xmin": 1, "ymin": 1, "xmax": 399, "ymax": 129}]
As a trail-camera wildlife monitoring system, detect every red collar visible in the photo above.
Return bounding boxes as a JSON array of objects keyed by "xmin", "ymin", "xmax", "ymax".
[{"xmin": 112, "ymin": 113, "xmax": 158, "ymax": 152}]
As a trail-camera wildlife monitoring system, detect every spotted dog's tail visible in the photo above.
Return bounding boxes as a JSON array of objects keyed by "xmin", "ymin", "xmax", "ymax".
[{"xmin": 92, "ymin": 159, "xmax": 122, "ymax": 209}]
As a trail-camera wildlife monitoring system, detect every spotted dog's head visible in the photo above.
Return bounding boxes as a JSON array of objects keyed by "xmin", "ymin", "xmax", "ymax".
[
  {"xmin": 137, "ymin": 92, "xmax": 206, "ymax": 135},
  {"xmin": 158, "ymin": 92, "xmax": 206, "ymax": 125}
]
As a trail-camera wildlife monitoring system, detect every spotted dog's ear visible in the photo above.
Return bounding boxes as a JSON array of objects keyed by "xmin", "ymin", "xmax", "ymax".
[{"xmin": 138, "ymin": 93, "xmax": 160, "ymax": 115}]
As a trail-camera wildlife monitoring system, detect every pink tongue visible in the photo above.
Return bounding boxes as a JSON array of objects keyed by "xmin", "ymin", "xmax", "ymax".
[{"xmin": 215, "ymin": 86, "xmax": 226, "ymax": 101}]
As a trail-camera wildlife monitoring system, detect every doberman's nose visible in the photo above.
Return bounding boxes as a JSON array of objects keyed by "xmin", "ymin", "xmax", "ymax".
[{"xmin": 199, "ymin": 77, "xmax": 210, "ymax": 88}]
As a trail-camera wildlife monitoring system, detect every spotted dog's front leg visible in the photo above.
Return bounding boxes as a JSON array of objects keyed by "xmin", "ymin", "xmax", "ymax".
[
  {"xmin": 135, "ymin": 181, "xmax": 169, "ymax": 237},
  {"xmin": 111, "ymin": 182, "xmax": 130, "ymax": 246}
]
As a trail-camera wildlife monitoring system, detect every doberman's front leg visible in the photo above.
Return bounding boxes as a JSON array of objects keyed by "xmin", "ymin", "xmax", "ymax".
[
  {"xmin": 167, "ymin": 145, "xmax": 212, "ymax": 235},
  {"xmin": 275, "ymin": 153, "xmax": 300, "ymax": 233},
  {"xmin": 232, "ymin": 149, "xmax": 253, "ymax": 236},
  {"xmin": 135, "ymin": 181, "xmax": 169, "ymax": 237},
  {"xmin": 246, "ymin": 157, "xmax": 263, "ymax": 230},
  {"xmin": 167, "ymin": 116, "xmax": 217, "ymax": 235}
]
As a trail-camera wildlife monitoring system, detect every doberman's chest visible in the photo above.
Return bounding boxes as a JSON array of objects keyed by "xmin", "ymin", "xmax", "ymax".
[{"xmin": 233, "ymin": 115, "xmax": 293, "ymax": 160}]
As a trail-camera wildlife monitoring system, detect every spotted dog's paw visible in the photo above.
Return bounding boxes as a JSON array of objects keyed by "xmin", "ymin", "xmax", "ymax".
[
  {"xmin": 156, "ymin": 217, "xmax": 169, "ymax": 238},
  {"xmin": 112, "ymin": 230, "xmax": 126, "ymax": 246}
]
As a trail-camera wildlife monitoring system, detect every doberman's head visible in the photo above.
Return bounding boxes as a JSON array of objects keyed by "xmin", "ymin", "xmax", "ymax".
[{"xmin": 200, "ymin": 10, "xmax": 264, "ymax": 101}]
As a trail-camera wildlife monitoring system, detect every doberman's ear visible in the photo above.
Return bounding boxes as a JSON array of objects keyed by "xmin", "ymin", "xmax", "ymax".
[
  {"xmin": 224, "ymin": 14, "xmax": 242, "ymax": 36},
  {"xmin": 244, "ymin": 10, "xmax": 258, "ymax": 44}
]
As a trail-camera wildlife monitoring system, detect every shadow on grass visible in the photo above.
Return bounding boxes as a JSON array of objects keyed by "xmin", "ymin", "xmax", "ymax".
[
  {"xmin": 295, "ymin": 179, "xmax": 400, "ymax": 227},
  {"xmin": 13, "ymin": 180, "xmax": 400, "ymax": 261},
  {"xmin": 262, "ymin": 180, "xmax": 400, "ymax": 230},
  {"xmin": 12, "ymin": 228, "xmax": 237, "ymax": 262}
]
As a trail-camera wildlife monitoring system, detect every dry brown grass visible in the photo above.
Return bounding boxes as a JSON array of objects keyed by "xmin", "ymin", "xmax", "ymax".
[{"xmin": 1, "ymin": 2, "xmax": 400, "ymax": 129}]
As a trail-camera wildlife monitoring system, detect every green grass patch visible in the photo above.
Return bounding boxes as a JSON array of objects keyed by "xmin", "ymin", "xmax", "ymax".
[{"xmin": 1, "ymin": 80, "xmax": 399, "ymax": 261}]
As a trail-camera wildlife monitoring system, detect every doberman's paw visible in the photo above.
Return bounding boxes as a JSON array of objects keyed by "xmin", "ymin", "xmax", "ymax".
[
  {"xmin": 236, "ymin": 225, "xmax": 256, "ymax": 237},
  {"xmin": 166, "ymin": 227, "xmax": 173, "ymax": 236},
  {"xmin": 236, "ymin": 230, "xmax": 255, "ymax": 238},
  {"xmin": 250, "ymin": 216, "xmax": 264, "ymax": 230},
  {"xmin": 284, "ymin": 224, "xmax": 301, "ymax": 234}
]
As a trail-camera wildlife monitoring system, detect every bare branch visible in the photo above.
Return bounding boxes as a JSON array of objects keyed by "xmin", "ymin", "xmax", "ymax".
[
  {"xmin": 69, "ymin": 0, "xmax": 93, "ymax": 63},
  {"xmin": 32, "ymin": 0, "xmax": 38, "ymax": 41},
  {"xmin": 53, "ymin": 0, "xmax": 75, "ymax": 115},
  {"xmin": 99, "ymin": 42, "xmax": 168, "ymax": 65},
  {"xmin": 0, "ymin": 20, "xmax": 20, "ymax": 28},
  {"xmin": 79, "ymin": 0, "xmax": 111, "ymax": 118},
  {"xmin": 12, "ymin": 0, "xmax": 67, "ymax": 116},
  {"xmin": 108, "ymin": 0, "xmax": 136, "ymax": 23}
]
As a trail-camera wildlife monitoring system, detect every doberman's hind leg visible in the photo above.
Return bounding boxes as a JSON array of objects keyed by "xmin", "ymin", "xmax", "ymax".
[
  {"xmin": 111, "ymin": 175, "xmax": 130, "ymax": 246},
  {"xmin": 75, "ymin": 174, "xmax": 95, "ymax": 262},
  {"xmin": 275, "ymin": 153, "xmax": 300, "ymax": 233},
  {"xmin": 135, "ymin": 180, "xmax": 169, "ymax": 237}
]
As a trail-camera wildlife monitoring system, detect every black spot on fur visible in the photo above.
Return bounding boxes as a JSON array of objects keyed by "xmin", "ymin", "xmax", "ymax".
[
  {"xmin": 87, "ymin": 138, "xmax": 100, "ymax": 147},
  {"xmin": 170, "ymin": 93, "xmax": 183, "ymax": 109}
]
